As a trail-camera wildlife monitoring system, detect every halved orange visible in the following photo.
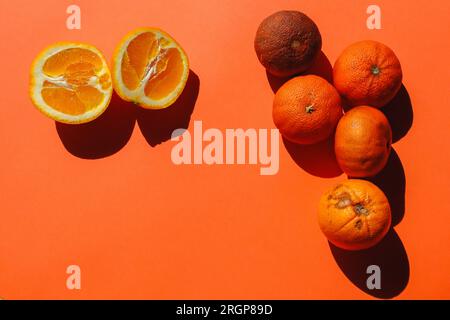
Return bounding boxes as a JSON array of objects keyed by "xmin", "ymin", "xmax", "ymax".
[
  {"xmin": 30, "ymin": 42, "xmax": 113, "ymax": 124},
  {"xmin": 112, "ymin": 27, "xmax": 189, "ymax": 109}
]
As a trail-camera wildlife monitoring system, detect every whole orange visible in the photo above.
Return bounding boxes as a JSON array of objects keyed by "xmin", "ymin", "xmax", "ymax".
[
  {"xmin": 333, "ymin": 40, "xmax": 402, "ymax": 108},
  {"xmin": 273, "ymin": 75, "xmax": 343, "ymax": 145},
  {"xmin": 335, "ymin": 106, "xmax": 392, "ymax": 177},
  {"xmin": 254, "ymin": 10, "xmax": 322, "ymax": 77},
  {"xmin": 318, "ymin": 179, "xmax": 391, "ymax": 251}
]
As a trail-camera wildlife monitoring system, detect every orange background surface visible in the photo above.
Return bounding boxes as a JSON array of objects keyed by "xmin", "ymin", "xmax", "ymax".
[{"xmin": 0, "ymin": 0, "xmax": 449, "ymax": 299}]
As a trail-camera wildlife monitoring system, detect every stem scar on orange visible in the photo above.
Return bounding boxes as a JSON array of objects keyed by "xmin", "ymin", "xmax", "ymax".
[
  {"xmin": 333, "ymin": 40, "xmax": 402, "ymax": 109},
  {"xmin": 335, "ymin": 106, "xmax": 392, "ymax": 177},
  {"xmin": 272, "ymin": 75, "xmax": 343, "ymax": 145},
  {"xmin": 318, "ymin": 179, "xmax": 391, "ymax": 251}
]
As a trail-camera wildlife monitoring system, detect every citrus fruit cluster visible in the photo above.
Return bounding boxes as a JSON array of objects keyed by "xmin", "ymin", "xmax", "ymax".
[
  {"xmin": 254, "ymin": 10, "xmax": 406, "ymax": 251},
  {"xmin": 30, "ymin": 27, "xmax": 189, "ymax": 124}
]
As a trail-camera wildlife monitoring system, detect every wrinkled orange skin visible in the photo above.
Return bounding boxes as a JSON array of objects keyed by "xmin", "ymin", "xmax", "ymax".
[
  {"xmin": 335, "ymin": 106, "xmax": 392, "ymax": 177},
  {"xmin": 273, "ymin": 75, "xmax": 343, "ymax": 145},
  {"xmin": 254, "ymin": 10, "xmax": 322, "ymax": 77},
  {"xmin": 333, "ymin": 40, "xmax": 402, "ymax": 108},
  {"xmin": 318, "ymin": 179, "xmax": 391, "ymax": 251}
]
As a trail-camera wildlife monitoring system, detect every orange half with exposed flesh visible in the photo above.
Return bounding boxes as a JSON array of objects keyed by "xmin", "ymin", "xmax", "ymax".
[
  {"xmin": 29, "ymin": 42, "xmax": 112, "ymax": 124},
  {"xmin": 112, "ymin": 27, "xmax": 189, "ymax": 109}
]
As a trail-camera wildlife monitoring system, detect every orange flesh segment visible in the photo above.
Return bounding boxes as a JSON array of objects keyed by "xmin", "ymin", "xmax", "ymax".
[
  {"xmin": 121, "ymin": 53, "xmax": 141, "ymax": 90},
  {"xmin": 121, "ymin": 32, "xmax": 158, "ymax": 90},
  {"xmin": 40, "ymin": 48, "xmax": 108, "ymax": 115},
  {"xmin": 144, "ymin": 48, "xmax": 184, "ymax": 100},
  {"xmin": 120, "ymin": 32, "xmax": 185, "ymax": 100},
  {"xmin": 41, "ymin": 87, "xmax": 85, "ymax": 115},
  {"xmin": 43, "ymin": 48, "xmax": 102, "ymax": 77}
]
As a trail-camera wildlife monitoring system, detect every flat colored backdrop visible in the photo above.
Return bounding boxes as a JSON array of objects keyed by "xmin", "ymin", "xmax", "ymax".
[{"xmin": 0, "ymin": 0, "xmax": 449, "ymax": 299}]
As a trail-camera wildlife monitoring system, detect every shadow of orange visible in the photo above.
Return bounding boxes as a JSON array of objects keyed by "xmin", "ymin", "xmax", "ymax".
[
  {"xmin": 329, "ymin": 229, "xmax": 409, "ymax": 299},
  {"xmin": 282, "ymin": 136, "xmax": 343, "ymax": 178},
  {"xmin": 137, "ymin": 70, "xmax": 200, "ymax": 147},
  {"xmin": 381, "ymin": 84, "xmax": 413, "ymax": 143},
  {"xmin": 55, "ymin": 92, "xmax": 136, "ymax": 159},
  {"xmin": 266, "ymin": 51, "xmax": 333, "ymax": 93}
]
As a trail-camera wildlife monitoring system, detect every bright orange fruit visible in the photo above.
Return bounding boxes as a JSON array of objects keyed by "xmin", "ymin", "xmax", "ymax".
[
  {"xmin": 111, "ymin": 27, "xmax": 189, "ymax": 109},
  {"xmin": 335, "ymin": 106, "xmax": 392, "ymax": 177},
  {"xmin": 272, "ymin": 75, "xmax": 343, "ymax": 145},
  {"xmin": 318, "ymin": 179, "xmax": 391, "ymax": 251},
  {"xmin": 333, "ymin": 40, "xmax": 403, "ymax": 108},
  {"xmin": 29, "ymin": 42, "xmax": 113, "ymax": 124}
]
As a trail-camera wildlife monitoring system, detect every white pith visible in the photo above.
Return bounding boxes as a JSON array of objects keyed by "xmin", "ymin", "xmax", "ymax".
[
  {"xmin": 30, "ymin": 43, "xmax": 112, "ymax": 124},
  {"xmin": 113, "ymin": 29, "xmax": 189, "ymax": 108}
]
